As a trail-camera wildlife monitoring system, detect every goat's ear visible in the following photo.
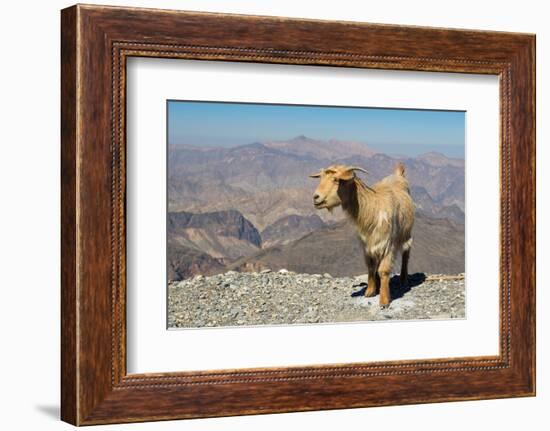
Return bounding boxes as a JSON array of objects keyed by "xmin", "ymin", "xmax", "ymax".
[{"xmin": 309, "ymin": 172, "xmax": 322, "ymax": 178}]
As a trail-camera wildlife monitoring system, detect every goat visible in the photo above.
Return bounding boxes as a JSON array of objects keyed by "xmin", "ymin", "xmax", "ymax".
[{"xmin": 310, "ymin": 163, "xmax": 414, "ymax": 307}]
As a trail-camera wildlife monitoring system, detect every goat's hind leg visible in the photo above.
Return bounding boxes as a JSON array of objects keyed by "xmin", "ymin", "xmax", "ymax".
[{"xmin": 400, "ymin": 238, "xmax": 412, "ymax": 288}]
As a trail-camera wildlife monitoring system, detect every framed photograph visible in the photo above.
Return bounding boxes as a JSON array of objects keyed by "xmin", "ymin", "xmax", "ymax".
[{"xmin": 61, "ymin": 4, "xmax": 535, "ymax": 425}]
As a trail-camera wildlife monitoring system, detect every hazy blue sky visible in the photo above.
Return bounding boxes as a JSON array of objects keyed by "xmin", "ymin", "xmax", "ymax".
[{"xmin": 168, "ymin": 100, "xmax": 465, "ymax": 158}]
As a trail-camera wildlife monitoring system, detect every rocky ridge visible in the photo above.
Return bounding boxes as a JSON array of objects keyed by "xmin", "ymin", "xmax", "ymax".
[{"xmin": 168, "ymin": 270, "xmax": 465, "ymax": 328}]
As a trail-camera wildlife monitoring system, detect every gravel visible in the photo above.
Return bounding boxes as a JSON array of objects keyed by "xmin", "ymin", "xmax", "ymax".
[{"xmin": 168, "ymin": 270, "xmax": 465, "ymax": 328}]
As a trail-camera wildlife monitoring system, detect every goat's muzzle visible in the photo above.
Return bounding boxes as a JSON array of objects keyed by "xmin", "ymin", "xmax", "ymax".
[{"xmin": 313, "ymin": 194, "xmax": 326, "ymax": 208}]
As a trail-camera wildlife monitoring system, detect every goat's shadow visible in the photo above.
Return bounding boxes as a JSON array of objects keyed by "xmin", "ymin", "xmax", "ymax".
[{"xmin": 351, "ymin": 272, "xmax": 426, "ymax": 300}]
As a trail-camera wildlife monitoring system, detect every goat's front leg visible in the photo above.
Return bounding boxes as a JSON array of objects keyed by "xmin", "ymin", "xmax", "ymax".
[
  {"xmin": 364, "ymin": 255, "xmax": 378, "ymax": 297},
  {"xmin": 378, "ymin": 252, "xmax": 394, "ymax": 307}
]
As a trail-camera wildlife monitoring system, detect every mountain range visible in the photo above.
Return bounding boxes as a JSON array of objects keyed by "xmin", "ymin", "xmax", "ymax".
[{"xmin": 167, "ymin": 135, "xmax": 465, "ymax": 280}]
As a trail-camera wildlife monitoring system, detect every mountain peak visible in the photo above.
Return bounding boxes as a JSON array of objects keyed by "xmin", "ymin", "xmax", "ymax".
[
  {"xmin": 243, "ymin": 142, "xmax": 267, "ymax": 149},
  {"xmin": 419, "ymin": 151, "xmax": 445, "ymax": 157},
  {"xmin": 291, "ymin": 134, "xmax": 314, "ymax": 142}
]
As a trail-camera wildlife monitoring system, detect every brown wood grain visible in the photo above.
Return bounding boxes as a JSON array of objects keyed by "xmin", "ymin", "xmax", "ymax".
[
  {"xmin": 60, "ymin": 5, "xmax": 78, "ymax": 425},
  {"xmin": 60, "ymin": 4, "xmax": 536, "ymax": 425}
]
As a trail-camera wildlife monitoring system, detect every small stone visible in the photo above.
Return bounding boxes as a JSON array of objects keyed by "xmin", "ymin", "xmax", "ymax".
[
  {"xmin": 260, "ymin": 269, "xmax": 272, "ymax": 274},
  {"xmin": 278, "ymin": 269, "xmax": 289, "ymax": 274},
  {"xmin": 323, "ymin": 273, "xmax": 333, "ymax": 278}
]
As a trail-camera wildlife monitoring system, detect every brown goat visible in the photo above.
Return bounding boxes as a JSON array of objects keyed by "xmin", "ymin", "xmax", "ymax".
[{"xmin": 310, "ymin": 163, "xmax": 414, "ymax": 307}]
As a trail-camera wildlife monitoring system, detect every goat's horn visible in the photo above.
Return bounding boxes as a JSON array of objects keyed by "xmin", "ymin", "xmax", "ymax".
[{"xmin": 349, "ymin": 167, "xmax": 369, "ymax": 175}]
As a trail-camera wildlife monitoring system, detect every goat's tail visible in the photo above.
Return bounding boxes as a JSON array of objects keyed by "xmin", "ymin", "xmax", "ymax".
[{"xmin": 394, "ymin": 162, "xmax": 406, "ymax": 177}]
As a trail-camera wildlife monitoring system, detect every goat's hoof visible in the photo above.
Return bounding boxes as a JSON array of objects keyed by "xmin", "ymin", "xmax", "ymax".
[
  {"xmin": 379, "ymin": 299, "xmax": 391, "ymax": 308},
  {"xmin": 364, "ymin": 288, "xmax": 377, "ymax": 297}
]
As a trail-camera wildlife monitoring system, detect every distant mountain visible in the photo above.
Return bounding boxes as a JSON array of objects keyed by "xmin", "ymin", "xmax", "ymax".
[
  {"xmin": 263, "ymin": 135, "xmax": 378, "ymax": 160},
  {"xmin": 417, "ymin": 151, "xmax": 465, "ymax": 168},
  {"xmin": 168, "ymin": 209, "xmax": 464, "ymax": 280},
  {"xmin": 435, "ymin": 175, "xmax": 465, "ymax": 210},
  {"xmin": 261, "ymin": 214, "xmax": 326, "ymax": 247},
  {"xmin": 411, "ymin": 186, "xmax": 464, "ymax": 224},
  {"xmin": 167, "ymin": 136, "xmax": 466, "ymax": 280},
  {"xmin": 167, "ymin": 243, "xmax": 225, "ymax": 280},
  {"xmin": 230, "ymin": 212, "xmax": 464, "ymax": 277},
  {"xmin": 168, "ymin": 210, "xmax": 261, "ymax": 261},
  {"xmin": 168, "ymin": 138, "xmax": 465, "ymax": 230}
]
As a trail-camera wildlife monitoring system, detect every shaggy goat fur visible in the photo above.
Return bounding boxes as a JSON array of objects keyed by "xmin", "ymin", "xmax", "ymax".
[{"xmin": 310, "ymin": 163, "xmax": 414, "ymax": 306}]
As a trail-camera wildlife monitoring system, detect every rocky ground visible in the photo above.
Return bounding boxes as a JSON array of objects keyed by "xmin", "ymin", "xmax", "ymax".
[{"xmin": 168, "ymin": 270, "xmax": 465, "ymax": 328}]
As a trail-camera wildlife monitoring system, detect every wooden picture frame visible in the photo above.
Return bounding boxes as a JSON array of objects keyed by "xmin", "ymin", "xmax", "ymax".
[{"xmin": 61, "ymin": 4, "xmax": 535, "ymax": 425}]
